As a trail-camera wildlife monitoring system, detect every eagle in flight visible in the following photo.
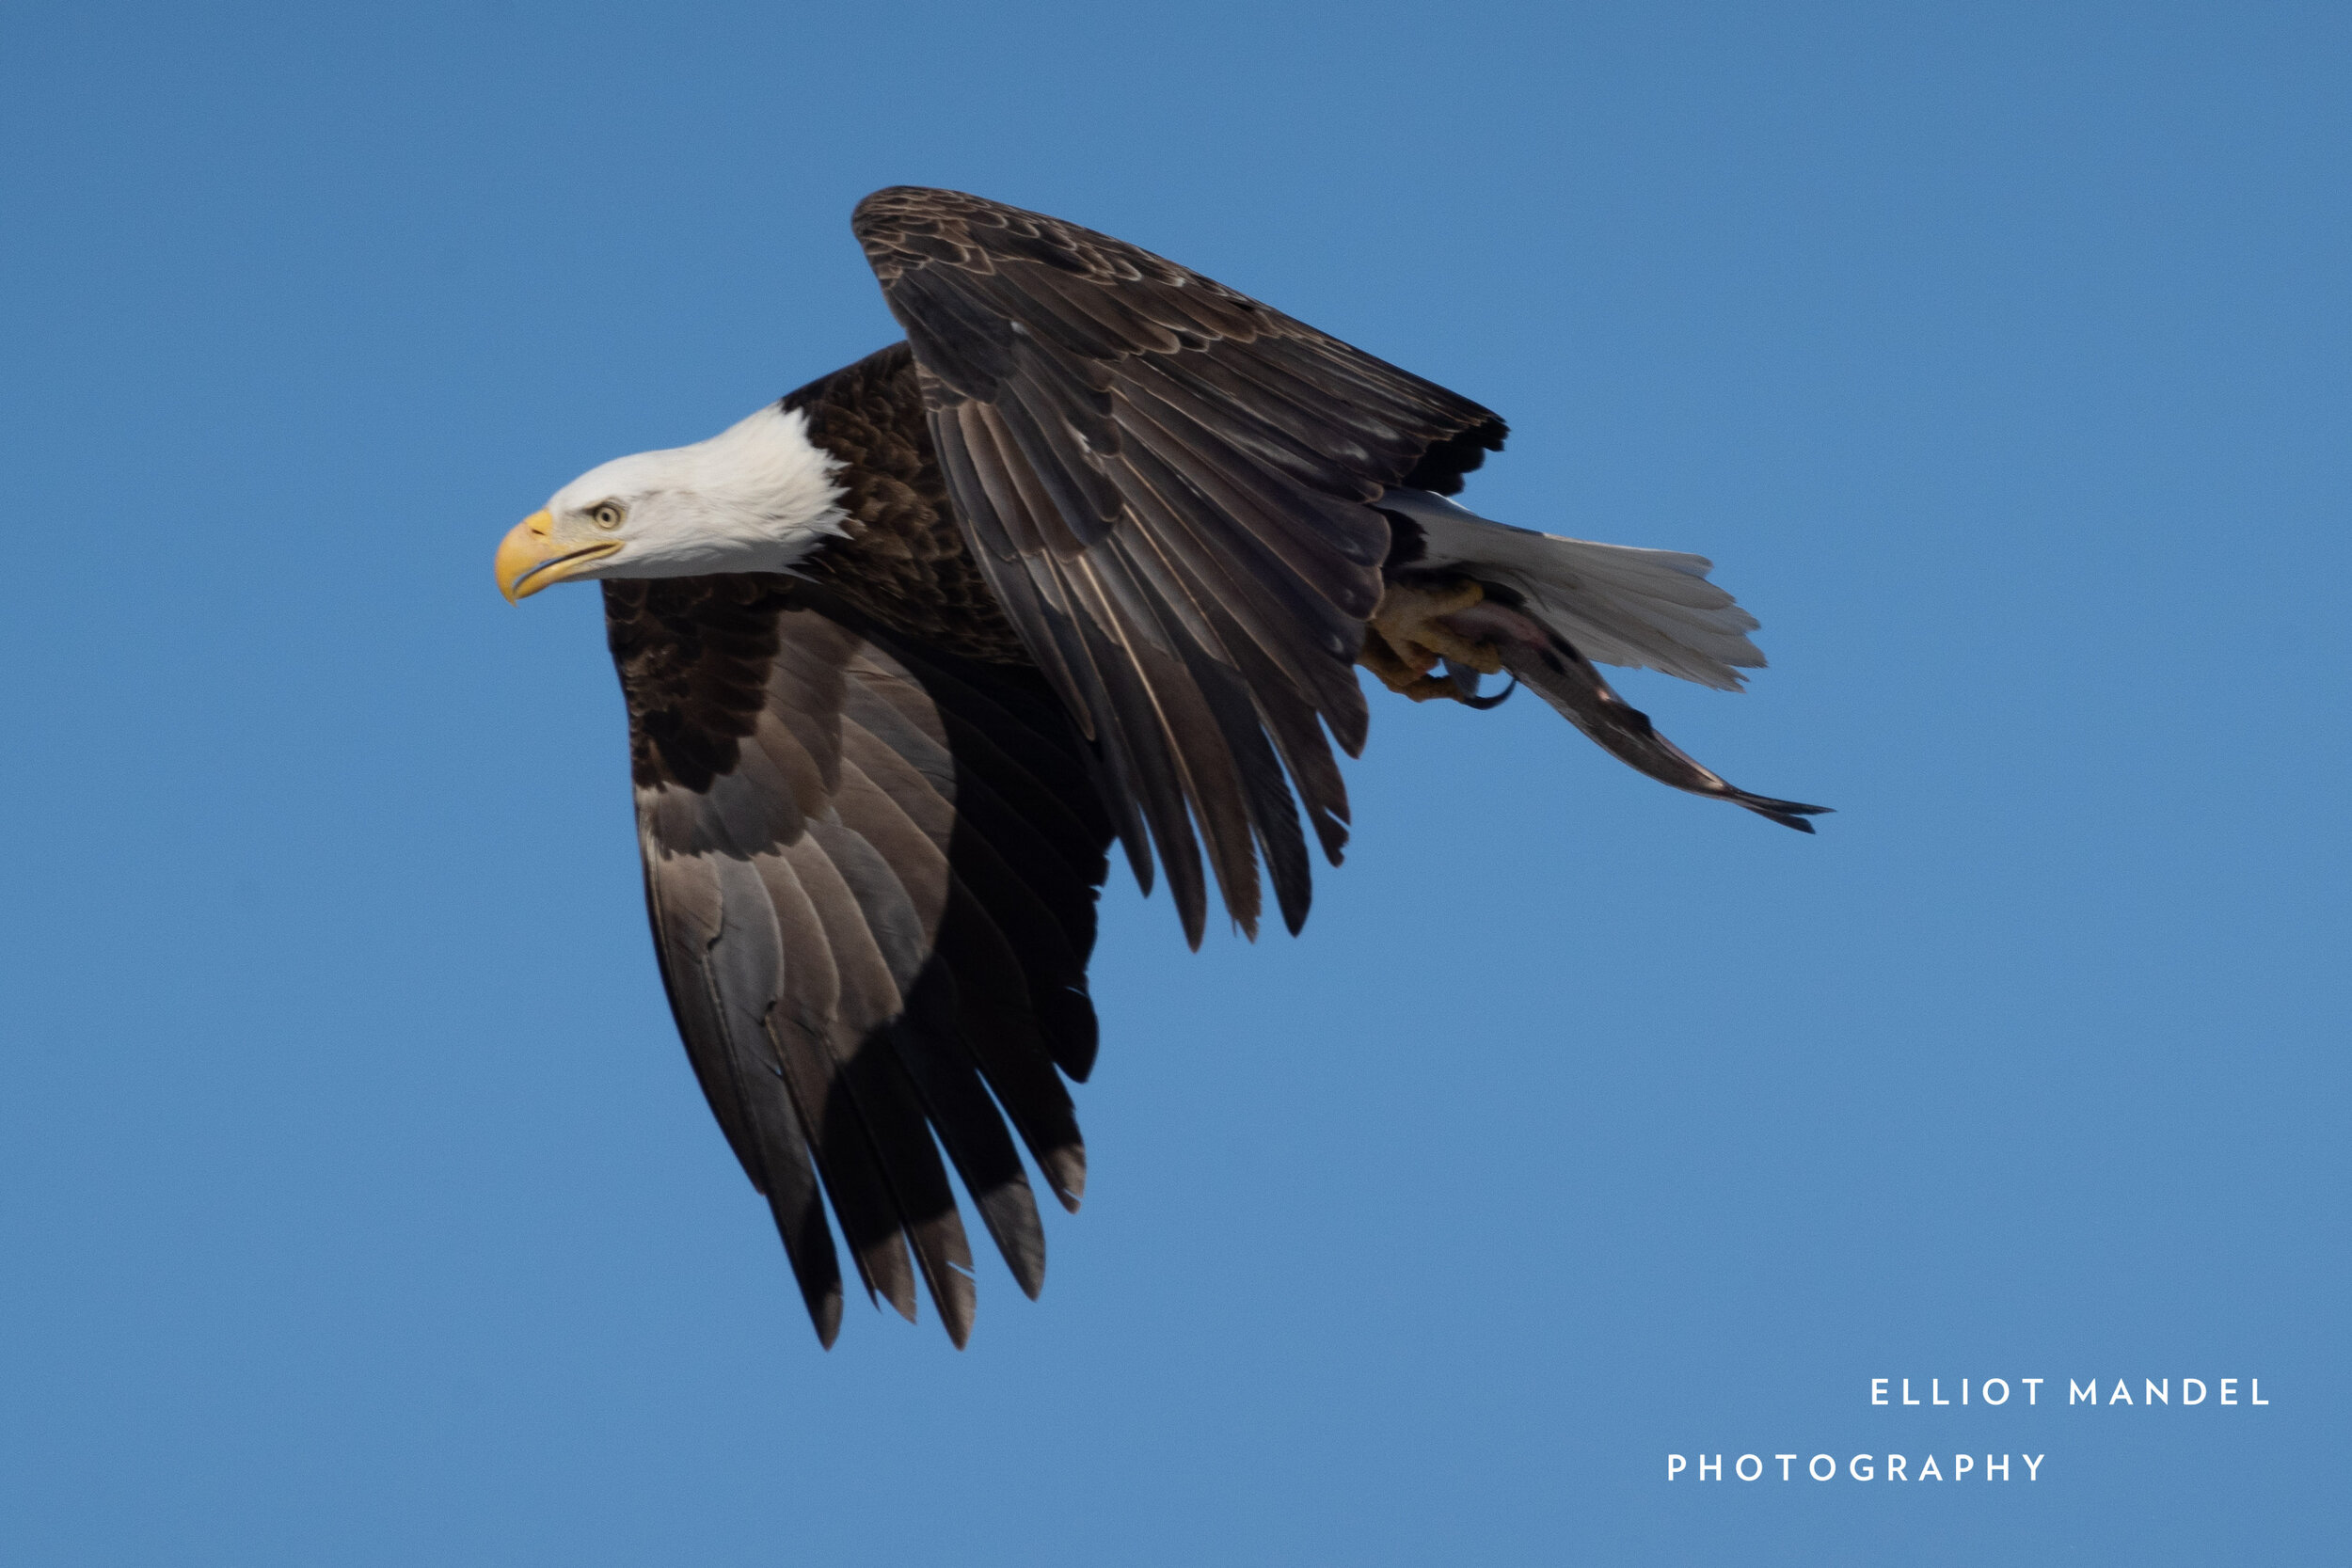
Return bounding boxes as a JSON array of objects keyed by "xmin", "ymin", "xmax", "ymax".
[{"xmin": 495, "ymin": 187, "xmax": 1825, "ymax": 1347}]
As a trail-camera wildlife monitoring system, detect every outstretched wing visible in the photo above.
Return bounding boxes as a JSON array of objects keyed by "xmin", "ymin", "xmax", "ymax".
[
  {"xmin": 606, "ymin": 575, "xmax": 1114, "ymax": 1347},
  {"xmin": 852, "ymin": 186, "xmax": 1508, "ymax": 944}
]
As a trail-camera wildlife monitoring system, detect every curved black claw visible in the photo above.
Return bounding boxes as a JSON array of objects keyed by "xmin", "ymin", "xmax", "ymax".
[{"xmin": 1450, "ymin": 671, "xmax": 1519, "ymax": 711}]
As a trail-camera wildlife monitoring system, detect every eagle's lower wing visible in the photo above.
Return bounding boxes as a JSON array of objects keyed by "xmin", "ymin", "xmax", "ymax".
[
  {"xmin": 606, "ymin": 576, "xmax": 1113, "ymax": 1347},
  {"xmin": 851, "ymin": 186, "xmax": 1508, "ymax": 944}
]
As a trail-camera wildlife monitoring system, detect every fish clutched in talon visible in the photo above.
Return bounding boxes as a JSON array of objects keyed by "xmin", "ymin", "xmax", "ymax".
[{"xmin": 1359, "ymin": 578, "xmax": 1505, "ymax": 703}]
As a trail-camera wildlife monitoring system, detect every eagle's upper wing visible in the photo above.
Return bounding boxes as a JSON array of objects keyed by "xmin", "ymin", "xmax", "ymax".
[
  {"xmin": 606, "ymin": 576, "xmax": 1113, "ymax": 1346},
  {"xmin": 851, "ymin": 186, "xmax": 1508, "ymax": 943}
]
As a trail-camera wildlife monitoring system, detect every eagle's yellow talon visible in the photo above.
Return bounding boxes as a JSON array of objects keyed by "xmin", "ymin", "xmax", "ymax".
[
  {"xmin": 1358, "ymin": 578, "xmax": 1504, "ymax": 697},
  {"xmin": 1396, "ymin": 673, "xmax": 1465, "ymax": 702}
]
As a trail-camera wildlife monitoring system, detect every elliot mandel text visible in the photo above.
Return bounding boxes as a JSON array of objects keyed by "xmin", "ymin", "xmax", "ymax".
[{"xmin": 1666, "ymin": 1375, "xmax": 2270, "ymax": 1482}]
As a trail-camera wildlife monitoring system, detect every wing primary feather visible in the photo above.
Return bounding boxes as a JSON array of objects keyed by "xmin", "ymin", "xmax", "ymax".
[
  {"xmin": 1057, "ymin": 551, "xmax": 1219, "ymax": 943},
  {"xmin": 937, "ymin": 875, "xmax": 1091, "ymax": 1194},
  {"xmin": 828, "ymin": 724, "xmax": 1053, "ymax": 1309},
  {"xmin": 641, "ymin": 849, "xmax": 845, "ymax": 1344},
  {"xmin": 753, "ymin": 846, "xmax": 921, "ymax": 1319},
  {"xmin": 1102, "ymin": 524, "xmax": 1313, "ymax": 931},
  {"xmin": 1168, "ymin": 629, "xmax": 1313, "ymax": 935},
  {"xmin": 1110, "ymin": 375, "xmax": 1387, "ymax": 608},
  {"xmin": 1114, "ymin": 439, "xmax": 1373, "ymax": 743},
  {"xmin": 790, "ymin": 822, "xmax": 982, "ymax": 1337}
]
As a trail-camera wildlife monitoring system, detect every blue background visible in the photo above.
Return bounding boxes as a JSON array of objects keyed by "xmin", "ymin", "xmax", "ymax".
[{"xmin": 2, "ymin": 2, "xmax": 2344, "ymax": 1561}]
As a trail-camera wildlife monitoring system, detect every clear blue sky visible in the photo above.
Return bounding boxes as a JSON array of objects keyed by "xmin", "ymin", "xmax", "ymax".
[{"xmin": 2, "ymin": 3, "xmax": 2344, "ymax": 1562}]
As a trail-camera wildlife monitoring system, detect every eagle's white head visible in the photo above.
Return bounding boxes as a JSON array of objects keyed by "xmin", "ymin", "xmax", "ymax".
[{"xmin": 494, "ymin": 404, "xmax": 848, "ymax": 602}]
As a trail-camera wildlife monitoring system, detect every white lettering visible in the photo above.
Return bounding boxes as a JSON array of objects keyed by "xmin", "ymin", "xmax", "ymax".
[
  {"xmin": 2146, "ymin": 1379, "xmax": 2168, "ymax": 1405},
  {"xmin": 2024, "ymin": 1378, "xmax": 2042, "ymax": 1404},
  {"xmin": 1954, "ymin": 1453, "xmax": 1975, "ymax": 1480},
  {"xmin": 2184, "ymin": 1378, "xmax": 2206, "ymax": 1405},
  {"xmin": 2252, "ymin": 1378, "xmax": 2268, "ymax": 1405},
  {"xmin": 1872, "ymin": 1377, "xmax": 1888, "ymax": 1405},
  {"xmin": 1902, "ymin": 1379, "xmax": 1920, "ymax": 1406},
  {"xmin": 1810, "ymin": 1454, "xmax": 1836, "ymax": 1481},
  {"xmin": 1987, "ymin": 1454, "xmax": 2009, "ymax": 1480},
  {"xmin": 1887, "ymin": 1453, "xmax": 1909, "ymax": 1481},
  {"xmin": 1700, "ymin": 1454, "xmax": 1722, "ymax": 1479},
  {"xmin": 1920, "ymin": 1455, "xmax": 1944, "ymax": 1481},
  {"xmin": 2024, "ymin": 1453, "xmax": 2043, "ymax": 1480},
  {"xmin": 2221, "ymin": 1379, "xmax": 2238, "ymax": 1405},
  {"xmin": 1932, "ymin": 1378, "xmax": 1949, "ymax": 1405},
  {"xmin": 1667, "ymin": 1454, "xmax": 1685, "ymax": 1480},
  {"xmin": 2110, "ymin": 1380, "xmax": 2133, "ymax": 1405},
  {"xmin": 1963, "ymin": 1378, "xmax": 1970, "ymax": 1404},
  {"xmin": 1736, "ymin": 1453, "xmax": 1761, "ymax": 1481},
  {"xmin": 1982, "ymin": 1378, "xmax": 2010, "ymax": 1405},
  {"xmin": 1776, "ymin": 1454, "xmax": 1797, "ymax": 1481},
  {"xmin": 2071, "ymin": 1379, "xmax": 2099, "ymax": 1404},
  {"xmin": 1851, "ymin": 1454, "xmax": 1873, "ymax": 1481}
]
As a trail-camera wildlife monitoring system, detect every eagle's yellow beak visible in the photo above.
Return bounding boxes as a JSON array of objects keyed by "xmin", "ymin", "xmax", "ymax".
[{"xmin": 495, "ymin": 510, "xmax": 621, "ymax": 603}]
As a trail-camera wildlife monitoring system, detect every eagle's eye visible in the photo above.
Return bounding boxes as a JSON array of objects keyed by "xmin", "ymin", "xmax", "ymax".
[{"xmin": 589, "ymin": 502, "xmax": 626, "ymax": 531}]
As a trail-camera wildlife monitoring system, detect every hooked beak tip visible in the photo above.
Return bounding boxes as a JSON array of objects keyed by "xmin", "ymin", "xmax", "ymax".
[{"xmin": 495, "ymin": 510, "xmax": 617, "ymax": 602}]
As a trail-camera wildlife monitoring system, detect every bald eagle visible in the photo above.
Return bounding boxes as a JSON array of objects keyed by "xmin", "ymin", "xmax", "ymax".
[{"xmin": 495, "ymin": 188, "xmax": 1825, "ymax": 1347}]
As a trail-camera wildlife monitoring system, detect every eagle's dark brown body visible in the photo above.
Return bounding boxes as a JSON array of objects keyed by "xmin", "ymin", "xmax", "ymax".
[{"xmin": 790, "ymin": 344, "xmax": 1034, "ymax": 664}]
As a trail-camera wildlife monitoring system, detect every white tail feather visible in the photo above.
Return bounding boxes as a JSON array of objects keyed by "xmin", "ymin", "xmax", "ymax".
[{"xmin": 1377, "ymin": 487, "xmax": 1766, "ymax": 691}]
